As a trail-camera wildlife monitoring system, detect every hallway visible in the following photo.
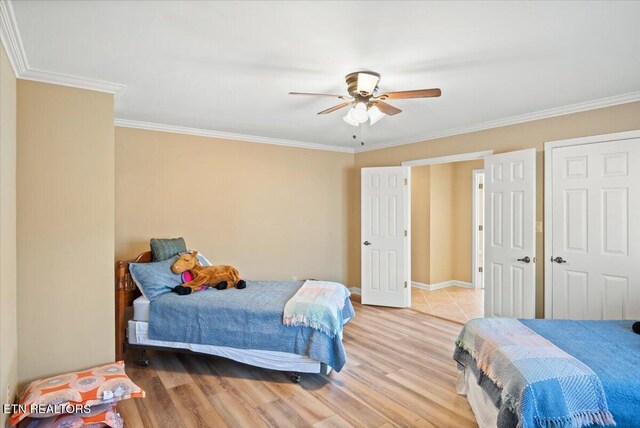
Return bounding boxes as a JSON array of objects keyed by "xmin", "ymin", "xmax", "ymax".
[{"xmin": 411, "ymin": 286, "xmax": 483, "ymax": 324}]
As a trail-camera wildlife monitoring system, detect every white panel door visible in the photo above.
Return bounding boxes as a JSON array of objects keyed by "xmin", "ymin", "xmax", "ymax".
[
  {"xmin": 484, "ymin": 149, "xmax": 536, "ymax": 318},
  {"xmin": 361, "ymin": 167, "xmax": 410, "ymax": 307},
  {"xmin": 551, "ymin": 139, "xmax": 640, "ymax": 319}
]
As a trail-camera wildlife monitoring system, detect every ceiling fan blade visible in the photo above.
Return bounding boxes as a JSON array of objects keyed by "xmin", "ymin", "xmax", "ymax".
[
  {"xmin": 373, "ymin": 101, "xmax": 402, "ymax": 116},
  {"xmin": 317, "ymin": 101, "xmax": 352, "ymax": 115},
  {"xmin": 289, "ymin": 92, "xmax": 349, "ymax": 99},
  {"xmin": 378, "ymin": 88, "xmax": 441, "ymax": 100}
]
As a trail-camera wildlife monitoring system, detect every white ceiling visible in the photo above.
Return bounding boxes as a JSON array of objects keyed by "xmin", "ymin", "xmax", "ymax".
[{"xmin": 9, "ymin": 1, "xmax": 640, "ymax": 151}]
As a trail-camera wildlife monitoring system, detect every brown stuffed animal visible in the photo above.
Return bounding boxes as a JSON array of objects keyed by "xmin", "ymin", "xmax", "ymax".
[{"xmin": 171, "ymin": 251, "xmax": 246, "ymax": 295}]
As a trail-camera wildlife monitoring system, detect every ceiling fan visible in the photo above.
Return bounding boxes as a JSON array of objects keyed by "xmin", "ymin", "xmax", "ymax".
[{"xmin": 289, "ymin": 71, "xmax": 441, "ymax": 126}]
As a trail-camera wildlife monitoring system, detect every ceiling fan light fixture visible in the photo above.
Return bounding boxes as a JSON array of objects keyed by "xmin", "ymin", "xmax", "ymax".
[
  {"xmin": 351, "ymin": 102, "xmax": 369, "ymax": 123},
  {"xmin": 343, "ymin": 111, "xmax": 359, "ymax": 126},
  {"xmin": 368, "ymin": 105, "xmax": 385, "ymax": 125},
  {"xmin": 356, "ymin": 72, "xmax": 379, "ymax": 95}
]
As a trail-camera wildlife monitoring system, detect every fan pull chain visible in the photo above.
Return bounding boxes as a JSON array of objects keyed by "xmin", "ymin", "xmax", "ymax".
[{"xmin": 361, "ymin": 122, "xmax": 365, "ymax": 146}]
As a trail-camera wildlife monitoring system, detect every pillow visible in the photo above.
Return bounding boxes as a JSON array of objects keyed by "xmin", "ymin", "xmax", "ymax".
[
  {"xmin": 18, "ymin": 404, "xmax": 123, "ymax": 428},
  {"xmin": 129, "ymin": 255, "xmax": 182, "ymax": 301},
  {"xmin": 150, "ymin": 237, "xmax": 187, "ymax": 261},
  {"xmin": 9, "ymin": 362, "xmax": 143, "ymax": 427}
]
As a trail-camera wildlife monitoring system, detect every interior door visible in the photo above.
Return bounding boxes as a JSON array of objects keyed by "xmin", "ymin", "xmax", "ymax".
[
  {"xmin": 484, "ymin": 149, "xmax": 536, "ymax": 318},
  {"xmin": 550, "ymin": 139, "xmax": 640, "ymax": 319},
  {"xmin": 361, "ymin": 167, "xmax": 410, "ymax": 307}
]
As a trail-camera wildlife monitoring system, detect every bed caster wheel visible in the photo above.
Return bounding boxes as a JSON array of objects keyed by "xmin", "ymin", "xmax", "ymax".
[
  {"xmin": 291, "ymin": 374, "xmax": 301, "ymax": 383},
  {"xmin": 138, "ymin": 350, "xmax": 149, "ymax": 366}
]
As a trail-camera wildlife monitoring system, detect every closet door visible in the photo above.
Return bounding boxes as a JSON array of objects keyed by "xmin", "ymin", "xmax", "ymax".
[{"xmin": 550, "ymin": 139, "xmax": 640, "ymax": 319}]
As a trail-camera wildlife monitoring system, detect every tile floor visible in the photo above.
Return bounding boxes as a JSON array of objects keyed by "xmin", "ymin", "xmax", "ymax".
[{"xmin": 411, "ymin": 285, "xmax": 484, "ymax": 324}]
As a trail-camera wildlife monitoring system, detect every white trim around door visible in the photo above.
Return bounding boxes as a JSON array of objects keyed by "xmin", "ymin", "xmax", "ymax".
[
  {"xmin": 401, "ymin": 150, "xmax": 493, "ymax": 167},
  {"xmin": 471, "ymin": 169, "xmax": 485, "ymax": 290},
  {"xmin": 543, "ymin": 129, "xmax": 640, "ymax": 318}
]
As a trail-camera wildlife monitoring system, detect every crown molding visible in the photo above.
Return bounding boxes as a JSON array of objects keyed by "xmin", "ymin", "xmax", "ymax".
[
  {"xmin": 116, "ymin": 90, "xmax": 640, "ymax": 155},
  {"xmin": 0, "ymin": 0, "xmax": 126, "ymax": 101},
  {"xmin": 355, "ymin": 90, "xmax": 640, "ymax": 153},
  {"xmin": 114, "ymin": 118, "xmax": 355, "ymax": 153},
  {"xmin": 0, "ymin": 0, "xmax": 26, "ymax": 75},
  {"xmin": 20, "ymin": 68, "xmax": 126, "ymax": 100}
]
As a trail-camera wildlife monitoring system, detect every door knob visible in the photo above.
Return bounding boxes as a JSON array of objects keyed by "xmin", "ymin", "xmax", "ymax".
[
  {"xmin": 517, "ymin": 256, "xmax": 531, "ymax": 263},
  {"xmin": 363, "ymin": 241, "xmax": 371, "ymax": 246},
  {"xmin": 552, "ymin": 256, "xmax": 567, "ymax": 264}
]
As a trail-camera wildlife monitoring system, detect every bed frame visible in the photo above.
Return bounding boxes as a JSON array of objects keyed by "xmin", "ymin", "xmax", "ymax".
[{"xmin": 115, "ymin": 251, "xmax": 150, "ymax": 362}]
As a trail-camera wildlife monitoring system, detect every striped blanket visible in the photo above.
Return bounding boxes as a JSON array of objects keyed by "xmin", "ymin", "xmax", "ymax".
[
  {"xmin": 454, "ymin": 318, "xmax": 614, "ymax": 428},
  {"xmin": 283, "ymin": 280, "xmax": 351, "ymax": 338}
]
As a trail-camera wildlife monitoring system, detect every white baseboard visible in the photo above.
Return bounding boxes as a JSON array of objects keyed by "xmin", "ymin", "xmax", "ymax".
[
  {"xmin": 411, "ymin": 281, "xmax": 437, "ymax": 290},
  {"xmin": 453, "ymin": 281, "xmax": 474, "ymax": 289},
  {"xmin": 349, "ymin": 281, "xmax": 472, "ymax": 295},
  {"xmin": 411, "ymin": 280, "xmax": 474, "ymax": 291}
]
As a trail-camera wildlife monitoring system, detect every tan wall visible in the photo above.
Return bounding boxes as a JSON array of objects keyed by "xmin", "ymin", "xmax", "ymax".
[
  {"xmin": 411, "ymin": 166, "xmax": 430, "ymax": 284},
  {"xmin": 452, "ymin": 160, "xmax": 484, "ymax": 282},
  {"xmin": 115, "ymin": 127, "xmax": 353, "ymax": 284},
  {"xmin": 17, "ymin": 81, "xmax": 115, "ymax": 383},
  {"xmin": 352, "ymin": 101, "xmax": 640, "ymax": 317},
  {"xmin": 0, "ymin": 44, "xmax": 17, "ymax": 422},
  {"xmin": 429, "ymin": 163, "xmax": 454, "ymax": 284}
]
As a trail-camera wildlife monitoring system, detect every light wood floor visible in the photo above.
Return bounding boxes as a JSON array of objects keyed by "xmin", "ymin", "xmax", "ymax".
[
  {"xmin": 118, "ymin": 296, "xmax": 478, "ymax": 428},
  {"xmin": 411, "ymin": 286, "xmax": 484, "ymax": 324}
]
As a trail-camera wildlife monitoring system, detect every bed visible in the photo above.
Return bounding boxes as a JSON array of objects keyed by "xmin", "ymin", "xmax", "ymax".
[
  {"xmin": 454, "ymin": 318, "xmax": 640, "ymax": 428},
  {"xmin": 115, "ymin": 251, "xmax": 354, "ymax": 382}
]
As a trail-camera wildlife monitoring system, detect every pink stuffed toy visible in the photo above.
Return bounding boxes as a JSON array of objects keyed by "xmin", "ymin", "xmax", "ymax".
[{"xmin": 181, "ymin": 271, "xmax": 208, "ymax": 292}]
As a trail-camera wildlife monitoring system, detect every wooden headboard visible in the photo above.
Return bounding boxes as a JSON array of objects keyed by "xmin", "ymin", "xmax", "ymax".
[{"xmin": 114, "ymin": 251, "xmax": 151, "ymax": 361}]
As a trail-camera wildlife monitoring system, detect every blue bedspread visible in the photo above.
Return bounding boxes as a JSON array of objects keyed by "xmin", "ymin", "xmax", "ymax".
[
  {"xmin": 454, "ymin": 318, "xmax": 614, "ymax": 428},
  {"xmin": 148, "ymin": 280, "xmax": 355, "ymax": 371},
  {"xmin": 521, "ymin": 320, "xmax": 640, "ymax": 428}
]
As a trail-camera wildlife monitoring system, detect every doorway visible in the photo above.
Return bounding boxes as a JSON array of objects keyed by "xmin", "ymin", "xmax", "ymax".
[
  {"xmin": 409, "ymin": 159, "xmax": 485, "ymax": 323},
  {"xmin": 361, "ymin": 149, "xmax": 538, "ymax": 321}
]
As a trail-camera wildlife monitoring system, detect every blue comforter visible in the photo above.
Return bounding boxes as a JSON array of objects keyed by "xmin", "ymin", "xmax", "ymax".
[
  {"xmin": 521, "ymin": 320, "xmax": 640, "ymax": 428},
  {"xmin": 148, "ymin": 280, "xmax": 354, "ymax": 371}
]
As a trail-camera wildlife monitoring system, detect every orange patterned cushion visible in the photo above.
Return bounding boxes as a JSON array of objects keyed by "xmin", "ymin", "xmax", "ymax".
[{"xmin": 9, "ymin": 361, "xmax": 143, "ymax": 426}]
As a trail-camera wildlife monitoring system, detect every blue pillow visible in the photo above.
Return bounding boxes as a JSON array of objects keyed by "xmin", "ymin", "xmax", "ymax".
[{"xmin": 129, "ymin": 255, "xmax": 183, "ymax": 301}]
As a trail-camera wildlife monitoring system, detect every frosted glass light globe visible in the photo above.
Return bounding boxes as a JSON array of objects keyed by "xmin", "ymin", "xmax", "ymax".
[
  {"xmin": 343, "ymin": 111, "xmax": 359, "ymax": 126},
  {"xmin": 352, "ymin": 102, "xmax": 369, "ymax": 123}
]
